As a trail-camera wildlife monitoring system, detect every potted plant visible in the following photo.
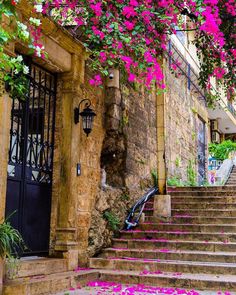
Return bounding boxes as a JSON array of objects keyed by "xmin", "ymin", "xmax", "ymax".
[{"xmin": 0, "ymin": 217, "xmax": 24, "ymax": 292}]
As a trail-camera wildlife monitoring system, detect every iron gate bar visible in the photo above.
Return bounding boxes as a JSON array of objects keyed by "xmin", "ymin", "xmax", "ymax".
[{"xmin": 6, "ymin": 59, "xmax": 57, "ymax": 255}]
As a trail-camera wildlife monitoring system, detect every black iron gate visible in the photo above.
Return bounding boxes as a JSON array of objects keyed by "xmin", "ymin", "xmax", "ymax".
[
  {"xmin": 197, "ymin": 117, "xmax": 206, "ymax": 185},
  {"xmin": 5, "ymin": 62, "xmax": 56, "ymax": 255}
]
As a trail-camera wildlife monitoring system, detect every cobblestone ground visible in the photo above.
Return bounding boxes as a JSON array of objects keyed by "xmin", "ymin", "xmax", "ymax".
[{"xmin": 56, "ymin": 282, "xmax": 236, "ymax": 295}]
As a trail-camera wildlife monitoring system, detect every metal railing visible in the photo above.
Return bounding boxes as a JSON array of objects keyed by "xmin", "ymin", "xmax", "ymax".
[
  {"xmin": 123, "ymin": 186, "xmax": 158, "ymax": 230},
  {"xmin": 227, "ymin": 101, "xmax": 236, "ymax": 119},
  {"xmin": 167, "ymin": 40, "xmax": 206, "ymax": 106}
]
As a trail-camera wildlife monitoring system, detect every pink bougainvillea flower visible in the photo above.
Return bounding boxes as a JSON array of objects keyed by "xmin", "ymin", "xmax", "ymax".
[
  {"xmin": 122, "ymin": 6, "xmax": 137, "ymax": 18},
  {"xmin": 124, "ymin": 20, "xmax": 135, "ymax": 30},
  {"xmin": 89, "ymin": 74, "xmax": 102, "ymax": 86}
]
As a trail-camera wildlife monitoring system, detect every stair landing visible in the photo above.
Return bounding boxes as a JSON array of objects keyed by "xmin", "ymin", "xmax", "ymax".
[{"xmin": 3, "ymin": 257, "xmax": 99, "ymax": 295}]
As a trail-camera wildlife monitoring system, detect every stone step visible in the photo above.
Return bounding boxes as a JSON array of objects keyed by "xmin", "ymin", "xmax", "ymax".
[
  {"xmin": 172, "ymin": 209, "xmax": 236, "ymax": 217},
  {"xmin": 112, "ymin": 238, "xmax": 236, "ymax": 252},
  {"xmin": 3, "ymin": 269, "xmax": 99, "ymax": 295},
  {"xmin": 172, "ymin": 202, "xmax": 236, "ymax": 210},
  {"xmin": 10, "ymin": 257, "xmax": 68, "ymax": 279},
  {"xmin": 89, "ymin": 257, "xmax": 236, "ymax": 275},
  {"xmin": 143, "ymin": 208, "xmax": 154, "ymax": 216},
  {"xmin": 146, "ymin": 215, "xmax": 236, "ymax": 224},
  {"xmin": 167, "ymin": 186, "xmax": 236, "ymax": 192},
  {"xmin": 144, "ymin": 202, "xmax": 154, "ymax": 209},
  {"xmin": 139, "ymin": 222, "xmax": 236, "ymax": 233},
  {"xmin": 101, "ymin": 247, "xmax": 236, "ymax": 263},
  {"xmin": 98, "ymin": 269, "xmax": 236, "ymax": 291},
  {"xmin": 170, "ymin": 191, "xmax": 236, "ymax": 196},
  {"xmin": 119, "ymin": 230, "xmax": 236, "ymax": 242},
  {"xmin": 171, "ymin": 196, "xmax": 236, "ymax": 202}
]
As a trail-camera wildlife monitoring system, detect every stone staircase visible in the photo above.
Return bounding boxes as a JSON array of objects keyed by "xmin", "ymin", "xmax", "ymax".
[
  {"xmin": 3, "ymin": 257, "xmax": 99, "ymax": 295},
  {"xmin": 226, "ymin": 165, "xmax": 236, "ymax": 185},
  {"xmin": 89, "ymin": 186, "xmax": 236, "ymax": 292}
]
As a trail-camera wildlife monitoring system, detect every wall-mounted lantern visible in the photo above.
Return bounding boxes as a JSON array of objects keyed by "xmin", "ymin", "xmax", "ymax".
[{"xmin": 74, "ymin": 99, "xmax": 96, "ymax": 136}]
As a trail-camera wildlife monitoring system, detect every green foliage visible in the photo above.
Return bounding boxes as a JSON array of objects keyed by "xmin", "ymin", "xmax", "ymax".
[
  {"xmin": 168, "ymin": 160, "xmax": 197, "ymax": 187},
  {"xmin": 120, "ymin": 193, "xmax": 130, "ymax": 201},
  {"xmin": 191, "ymin": 107, "xmax": 198, "ymax": 114},
  {"xmin": 209, "ymin": 140, "xmax": 236, "ymax": 160},
  {"xmin": 186, "ymin": 160, "xmax": 197, "ymax": 186},
  {"xmin": 167, "ymin": 176, "xmax": 183, "ymax": 187},
  {"xmin": 103, "ymin": 211, "xmax": 120, "ymax": 231},
  {"xmin": 151, "ymin": 169, "xmax": 158, "ymax": 186},
  {"xmin": 121, "ymin": 112, "xmax": 129, "ymax": 128},
  {"xmin": 5, "ymin": 256, "xmax": 20, "ymax": 279},
  {"xmin": 191, "ymin": 132, "xmax": 196, "ymax": 140},
  {"xmin": 0, "ymin": 218, "xmax": 24, "ymax": 258},
  {"xmin": 136, "ymin": 158, "xmax": 146, "ymax": 165},
  {"xmin": 175, "ymin": 157, "xmax": 181, "ymax": 168},
  {"xmin": 201, "ymin": 180, "xmax": 211, "ymax": 187},
  {"xmin": 0, "ymin": 1, "xmax": 41, "ymax": 99}
]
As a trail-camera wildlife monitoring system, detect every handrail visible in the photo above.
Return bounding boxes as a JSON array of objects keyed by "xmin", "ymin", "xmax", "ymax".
[
  {"xmin": 225, "ymin": 162, "xmax": 234, "ymax": 185},
  {"xmin": 123, "ymin": 186, "xmax": 158, "ymax": 230}
]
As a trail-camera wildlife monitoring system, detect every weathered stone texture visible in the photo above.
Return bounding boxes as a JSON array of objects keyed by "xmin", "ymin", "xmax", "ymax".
[
  {"xmin": 121, "ymin": 83, "xmax": 157, "ymax": 188},
  {"xmin": 164, "ymin": 65, "xmax": 208, "ymax": 183},
  {"xmin": 50, "ymin": 57, "xmax": 105, "ymax": 264},
  {"xmin": 88, "ymin": 187, "xmax": 146, "ymax": 257},
  {"xmin": 153, "ymin": 195, "xmax": 171, "ymax": 218},
  {"xmin": 0, "ymin": 83, "xmax": 12, "ymax": 221}
]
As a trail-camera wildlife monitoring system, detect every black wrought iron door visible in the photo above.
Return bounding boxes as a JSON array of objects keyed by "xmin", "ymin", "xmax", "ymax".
[
  {"xmin": 197, "ymin": 117, "xmax": 206, "ymax": 185},
  {"xmin": 5, "ymin": 62, "xmax": 56, "ymax": 255}
]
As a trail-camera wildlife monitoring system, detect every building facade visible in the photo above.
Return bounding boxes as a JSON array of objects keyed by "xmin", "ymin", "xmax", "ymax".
[{"xmin": 1, "ymin": 1, "xmax": 236, "ymax": 290}]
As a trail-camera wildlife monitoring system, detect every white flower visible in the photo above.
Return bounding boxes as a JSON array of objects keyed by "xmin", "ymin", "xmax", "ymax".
[
  {"xmin": 34, "ymin": 45, "xmax": 45, "ymax": 57},
  {"xmin": 14, "ymin": 68, "xmax": 19, "ymax": 74},
  {"xmin": 34, "ymin": 4, "xmax": 43, "ymax": 13},
  {"xmin": 17, "ymin": 21, "xmax": 30, "ymax": 40},
  {"xmin": 22, "ymin": 65, "xmax": 29, "ymax": 74},
  {"xmin": 29, "ymin": 17, "xmax": 41, "ymax": 27},
  {"xmin": 16, "ymin": 55, "xmax": 23, "ymax": 62}
]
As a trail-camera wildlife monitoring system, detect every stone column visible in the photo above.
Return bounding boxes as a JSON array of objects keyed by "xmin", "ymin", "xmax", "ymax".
[
  {"xmin": 156, "ymin": 61, "xmax": 167, "ymax": 194},
  {"xmin": 0, "ymin": 82, "xmax": 12, "ymax": 294},
  {"xmin": 0, "ymin": 83, "xmax": 12, "ymax": 220},
  {"xmin": 52, "ymin": 54, "xmax": 85, "ymax": 270}
]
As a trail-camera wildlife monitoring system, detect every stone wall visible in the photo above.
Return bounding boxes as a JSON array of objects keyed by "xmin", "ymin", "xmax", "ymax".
[
  {"xmin": 101, "ymin": 71, "xmax": 157, "ymax": 189},
  {"xmin": 88, "ymin": 72, "xmax": 158, "ymax": 256},
  {"xmin": 164, "ymin": 62, "xmax": 209, "ymax": 184},
  {"xmin": 121, "ymin": 82, "xmax": 157, "ymax": 188},
  {"xmin": 88, "ymin": 187, "xmax": 146, "ymax": 257}
]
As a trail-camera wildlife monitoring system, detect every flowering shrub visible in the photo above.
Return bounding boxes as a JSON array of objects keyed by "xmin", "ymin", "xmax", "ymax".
[
  {"xmin": 0, "ymin": 0, "xmax": 46, "ymax": 97},
  {"xmin": 0, "ymin": 0, "xmax": 235, "ymax": 101},
  {"xmin": 40, "ymin": 0, "xmax": 235, "ymax": 99}
]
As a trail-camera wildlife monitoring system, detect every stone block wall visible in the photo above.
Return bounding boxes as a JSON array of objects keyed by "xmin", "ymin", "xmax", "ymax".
[
  {"xmin": 101, "ymin": 73, "xmax": 158, "ymax": 189},
  {"xmin": 164, "ymin": 62, "xmax": 209, "ymax": 183},
  {"xmin": 121, "ymin": 83, "xmax": 157, "ymax": 188},
  {"xmin": 89, "ymin": 73, "xmax": 158, "ymax": 256},
  {"xmin": 88, "ymin": 187, "xmax": 146, "ymax": 257}
]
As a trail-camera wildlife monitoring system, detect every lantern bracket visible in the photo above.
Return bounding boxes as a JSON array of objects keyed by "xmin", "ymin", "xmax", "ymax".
[{"xmin": 74, "ymin": 98, "xmax": 91, "ymax": 124}]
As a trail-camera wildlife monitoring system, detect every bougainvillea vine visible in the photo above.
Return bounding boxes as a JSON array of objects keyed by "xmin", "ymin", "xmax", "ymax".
[
  {"xmin": 37, "ymin": 0, "xmax": 236, "ymax": 99},
  {"xmin": 0, "ymin": 0, "xmax": 235, "ymax": 101}
]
